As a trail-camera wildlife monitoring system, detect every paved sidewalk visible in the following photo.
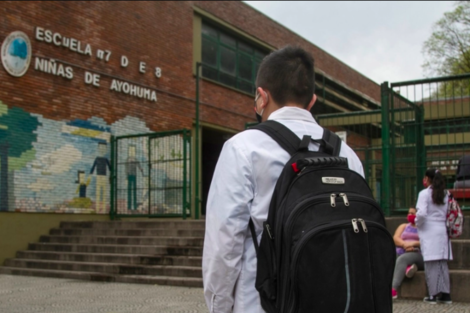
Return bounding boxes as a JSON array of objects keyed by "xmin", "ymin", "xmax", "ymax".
[{"xmin": 1, "ymin": 275, "xmax": 469, "ymax": 313}]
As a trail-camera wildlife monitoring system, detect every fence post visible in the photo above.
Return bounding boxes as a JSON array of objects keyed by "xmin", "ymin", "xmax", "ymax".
[
  {"xmin": 195, "ymin": 63, "xmax": 202, "ymax": 220},
  {"xmin": 415, "ymin": 105, "xmax": 426, "ymax": 191},
  {"xmin": 110, "ymin": 136, "xmax": 115, "ymax": 220},
  {"xmin": 183, "ymin": 129, "xmax": 188, "ymax": 220},
  {"xmin": 381, "ymin": 82, "xmax": 391, "ymax": 216}
]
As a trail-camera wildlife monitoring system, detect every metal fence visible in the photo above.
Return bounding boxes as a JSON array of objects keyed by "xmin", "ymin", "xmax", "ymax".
[
  {"xmin": 110, "ymin": 130, "xmax": 191, "ymax": 219},
  {"xmin": 317, "ymin": 110, "xmax": 387, "ymax": 210},
  {"xmin": 318, "ymin": 74, "xmax": 470, "ymax": 215}
]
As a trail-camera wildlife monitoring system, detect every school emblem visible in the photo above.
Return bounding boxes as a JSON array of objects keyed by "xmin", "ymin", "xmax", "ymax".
[{"xmin": 1, "ymin": 31, "xmax": 32, "ymax": 77}]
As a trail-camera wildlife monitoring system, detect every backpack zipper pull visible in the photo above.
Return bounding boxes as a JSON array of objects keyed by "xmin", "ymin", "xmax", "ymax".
[
  {"xmin": 358, "ymin": 218, "xmax": 368, "ymax": 233},
  {"xmin": 339, "ymin": 193, "xmax": 349, "ymax": 206},
  {"xmin": 330, "ymin": 194, "xmax": 337, "ymax": 207},
  {"xmin": 351, "ymin": 219, "xmax": 359, "ymax": 233}
]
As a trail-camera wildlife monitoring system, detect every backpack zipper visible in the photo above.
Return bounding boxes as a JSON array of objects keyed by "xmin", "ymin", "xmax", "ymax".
[
  {"xmin": 286, "ymin": 220, "xmax": 354, "ymax": 313},
  {"xmin": 284, "ymin": 192, "xmax": 382, "ymax": 243},
  {"xmin": 287, "ymin": 220, "xmax": 390, "ymax": 313},
  {"xmin": 276, "ymin": 192, "xmax": 384, "ymax": 307}
]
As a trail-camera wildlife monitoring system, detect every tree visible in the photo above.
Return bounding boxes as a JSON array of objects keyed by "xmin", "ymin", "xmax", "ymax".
[
  {"xmin": 422, "ymin": 1, "xmax": 470, "ymax": 77},
  {"xmin": 0, "ymin": 104, "xmax": 41, "ymax": 211}
]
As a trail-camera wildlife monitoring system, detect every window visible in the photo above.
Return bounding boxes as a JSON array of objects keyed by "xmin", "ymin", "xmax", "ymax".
[{"xmin": 201, "ymin": 22, "xmax": 267, "ymax": 95}]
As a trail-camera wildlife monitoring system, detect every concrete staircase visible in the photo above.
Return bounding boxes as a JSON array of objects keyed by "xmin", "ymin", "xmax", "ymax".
[
  {"xmin": 385, "ymin": 216, "xmax": 470, "ymax": 302},
  {"xmin": 0, "ymin": 220, "xmax": 205, "ymax": 287},
  {"xmin": 2, "ymin": 217, "xmax": 470, "ymax": 302}
]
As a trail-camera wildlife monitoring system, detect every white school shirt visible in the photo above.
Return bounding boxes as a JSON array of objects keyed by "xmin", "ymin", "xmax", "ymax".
[
  {"xmin": 415, "ymin": 187, "xmax": 452, "ymax": 261},
  {"xmin": 202, "ymin": 106, "xmax": 364, "ymax": 313}
]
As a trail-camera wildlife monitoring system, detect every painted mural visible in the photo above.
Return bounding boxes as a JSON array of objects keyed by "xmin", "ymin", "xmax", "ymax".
[
  {"xmin": 113, "ymin": 133, "xmax": 189, "ymax": 215},
  {"xmin": 0, "ymin": 99, "xmax": 170, "ymax": 214}
]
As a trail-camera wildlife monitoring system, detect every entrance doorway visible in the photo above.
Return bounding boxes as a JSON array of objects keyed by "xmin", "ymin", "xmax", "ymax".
[{"xmin": 201, "ymin": 127, "xmax": 232, "ymax": 216}]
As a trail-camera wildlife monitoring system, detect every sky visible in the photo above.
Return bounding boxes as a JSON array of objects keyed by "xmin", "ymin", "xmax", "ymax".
[{"xmin": 244, "ymin": 1, "xmax": 456, "ymax": 85}]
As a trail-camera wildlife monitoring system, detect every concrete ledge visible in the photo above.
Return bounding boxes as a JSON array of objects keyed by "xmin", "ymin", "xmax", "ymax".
[
  {"xmin": 0, "ymin": 267, "xmax": 203, "ymax": 287},
  {"xmin": 386, "ymin": 216, "xmax": 470, "ymax": 239},
  {"xmin": 15, "ymin": 251, "xmax": 202, "ymax": 266},
  {"xmin": 399, "ymin": 270, "xmax": 470, "ymax": 302}
]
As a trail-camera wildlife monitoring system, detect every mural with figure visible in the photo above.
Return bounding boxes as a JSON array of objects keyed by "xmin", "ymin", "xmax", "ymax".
[
  {"xmin": 72, "ymin": 170, "xmax": 92, "ymax": 208},
  {"xmin": 113, "ymin": 133, "xmax": 189, "ymax": 215},
  {"xmin": 0, "ymin": 98, "xmax": 159, "ymax": 214},
  {"xmin": 90, "ymin": 142, "xmax": 111, "ymax": 213},
  {"xmin": 125, "ymin": 144, "xmax": 143, "ymax": 210}
]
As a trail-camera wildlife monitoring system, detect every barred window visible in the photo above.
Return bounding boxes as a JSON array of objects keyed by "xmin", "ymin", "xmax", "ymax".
[{"xmin": 201, "ymin": 22, "xmax": 267, "ymax": 94}]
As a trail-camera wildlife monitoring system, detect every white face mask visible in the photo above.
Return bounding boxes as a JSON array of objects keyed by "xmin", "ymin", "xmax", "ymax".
[
  {"xmin": 254, "ymin": 91, "xmax": 266, "ymax": 123},
  {"xmin": 255, "ymin": 108, "xmax": 264, "ymax": 123}
]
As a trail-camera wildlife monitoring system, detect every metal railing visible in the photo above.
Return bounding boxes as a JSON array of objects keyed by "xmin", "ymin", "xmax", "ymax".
[
  {"xmin": 318, "ymin": 73, "xmax": 470, "ymax": 215},
  {"xmin": 110, "ymin": 129, "xmax": 191, "ymax": 219}
]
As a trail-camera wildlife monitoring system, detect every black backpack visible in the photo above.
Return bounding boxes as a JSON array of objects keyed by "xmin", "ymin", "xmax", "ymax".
[{"xmin": 249, "ymin": 121, "xmax": 396, "ymax": 313}]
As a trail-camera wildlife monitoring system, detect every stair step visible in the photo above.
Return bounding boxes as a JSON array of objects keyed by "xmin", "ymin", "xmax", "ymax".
[
  {"xmin": 16, "ymin": 251, "xmax": 202, "ymax": 266},
  {"xmin": 449, "ymin": 239, "xmax": 470, "ymax": 269},
  {"xmin": 399, "ymin": 270, "xmax": 470, "ymax": 303},
  {"xmin": 0, "ymin": 267, "xmax": 202, "ymax": 287},
  {"xmin": 4, "ymin": 259, "xmax": 202, "ymax": 277},
  {"xmin": 39, "ymin": 235, "xmax": 204, "ymax": 246},
  {"xmin": 49, "ymin": 228, "xmax": 205, "ymax": 237},
  {"xmin": 59, "ymin": 221, "xmax": 206, "ymax": 230},
  {"xmin": 28, "ymin": 242, "xmax": 203, "ymax": 256}
]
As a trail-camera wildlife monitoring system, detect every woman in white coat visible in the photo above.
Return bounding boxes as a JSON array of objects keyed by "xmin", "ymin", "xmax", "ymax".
[{"xmin": 415, "ymin": 168, "xmax": 452, "ymax": 304}]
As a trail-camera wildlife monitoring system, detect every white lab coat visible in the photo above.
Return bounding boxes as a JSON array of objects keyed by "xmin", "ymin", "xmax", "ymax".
[
  {"xmin": 202, "ymin": 107, "xmax": 365, "ymax": 313},
  {"xmin": 415, "ymin": 187, "xmax": 453, "ymax": 261}
]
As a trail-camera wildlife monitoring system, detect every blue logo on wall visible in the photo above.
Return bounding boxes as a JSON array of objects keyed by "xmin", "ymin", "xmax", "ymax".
[{"xmin": 1, "ymin": 31, "xmax": 32, "ymax": 77}]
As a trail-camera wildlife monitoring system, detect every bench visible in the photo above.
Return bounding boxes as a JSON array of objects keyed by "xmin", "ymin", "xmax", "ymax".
[
  {"xmin": 448, "ymin": 189, "xmax": 470, "ymax": 210},
  {"xmin": 448, "ymin": 189, "xmax": 470, "ymax": 200}
]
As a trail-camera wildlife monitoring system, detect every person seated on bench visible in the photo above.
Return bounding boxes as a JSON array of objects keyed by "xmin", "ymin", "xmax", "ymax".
[
  {"xmin": 392, "ymin": 207, "xmax": 423, "ymax": 300},
  {"xmin": 454, "ymin": 155, "xmax": 470, "ymax": 189}
]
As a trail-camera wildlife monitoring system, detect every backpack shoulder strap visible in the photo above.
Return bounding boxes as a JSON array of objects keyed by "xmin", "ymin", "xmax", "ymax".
[
  {"xmin": 321, "ymin": 128, "xmax": 342, "ymax": 157},
  {"xmin": 249, "ymin": 120, "xmax": 300, "ymax": 156},
  {"xmin": 250, "ymin": 120, "xmax": 342, "ymax": 157}
]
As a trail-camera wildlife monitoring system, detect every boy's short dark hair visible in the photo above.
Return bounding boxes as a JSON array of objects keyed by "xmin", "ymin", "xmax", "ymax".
[{"xmin": 256, "ymin": 46, "xmax": 315, "ymax": 108}]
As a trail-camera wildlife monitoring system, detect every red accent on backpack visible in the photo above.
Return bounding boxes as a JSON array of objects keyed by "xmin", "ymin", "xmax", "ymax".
[{"xmin": 291, "ymin": 162, "xmax": 300, "ymax": 173}]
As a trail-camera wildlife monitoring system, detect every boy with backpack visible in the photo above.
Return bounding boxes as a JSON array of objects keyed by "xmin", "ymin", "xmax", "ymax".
[{"xmin": 202, "ymin": 46, "xmax": 394, "ymax": 313}]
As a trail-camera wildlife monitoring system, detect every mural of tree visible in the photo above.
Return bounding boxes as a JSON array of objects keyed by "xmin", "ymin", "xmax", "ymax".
[{"xmin": 0, "ymin": 104, "xmax": 41, "ymax": 211}]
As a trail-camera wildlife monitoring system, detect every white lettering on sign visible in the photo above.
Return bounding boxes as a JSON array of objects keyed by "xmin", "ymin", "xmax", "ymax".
[
  {"xmin": 34, "ymin": 57, "xmax": 73, "ymax": 80},
  {"xmin": 139, "ymin": 62, "xmax": 146, "ymax": 73},
  {"xmin": 33, "ymin": 25, "xmax": 162, "ymax": 102},
  {"xmin": 155, "ymin": 67, "xmax": 161, "ymax": 78},
  {"xmin": 35, "ymin": 27, "xmax": 92, "ymax": 56},
  {"xmin": 53, "ymin": 33, "xmax": 61, "ymax": 46},
  {"xmin": 96, "ymin": 49, "xmax": 111, "ymax": 62},
  {"xmin": 121, "ymin": 56, "xmax": 129, "ymax": 67},
  {"xmin": 35, "ymin": 27, "xmax": 45, "ymax": 41},
  {"xmin": 84, "ymin": 71, "xmax": 100, "ymax": 87},
  {"xmin": 44, "ymin": 30, "xmax": 53, "ymax": 43},
  {"xmin": 110, "ymin": 79, "xmax": 157, "ymax": 102}
]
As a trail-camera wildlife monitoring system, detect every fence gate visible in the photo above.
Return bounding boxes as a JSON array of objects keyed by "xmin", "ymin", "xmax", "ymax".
[
  {"xmin": 318, "ymin": 73, "xmax": 470, "ymax": 215},
  {"xmin": 110, "ymin": 129, "xmax": 191, "ymax": 219},
  {"xmin": 386, "ymin": 74, "xmax": 470, "ymax": 212},
  {"xmin": 380, "ymin": 84, "xmax": 425, "ymax": 215}
]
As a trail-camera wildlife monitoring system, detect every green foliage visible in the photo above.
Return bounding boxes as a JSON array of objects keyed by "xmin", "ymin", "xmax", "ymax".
[
  {"xmin": 423, "ymin": 1, "xmax": 470, "ymax": 76},
  {"xmin": 422, "ymin": 1, "xmax": 470, "ymax": 97},
  {"xmin": 0, "ymin": 106, "xmax": 41, "ymax": 157}
]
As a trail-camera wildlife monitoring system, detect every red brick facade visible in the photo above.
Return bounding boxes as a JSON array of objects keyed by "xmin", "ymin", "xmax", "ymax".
[{"xmin": 0, "ymin": 1, "xmax": 380, "ymax": 214}]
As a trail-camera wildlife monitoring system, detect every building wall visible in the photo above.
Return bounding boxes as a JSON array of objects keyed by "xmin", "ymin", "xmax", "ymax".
[
  {"xmin": 0, "ymin": 1, "xmax": 380, "ymax": 215},
  {"xmin": 195, "ymin": 1, "xmax": 381, "ymax": 102}
]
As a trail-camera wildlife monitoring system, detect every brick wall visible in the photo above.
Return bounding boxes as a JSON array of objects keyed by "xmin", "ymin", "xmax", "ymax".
[{"xmin": 0, "ymin": 1, "xmax": 380, "ymax": 214}]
